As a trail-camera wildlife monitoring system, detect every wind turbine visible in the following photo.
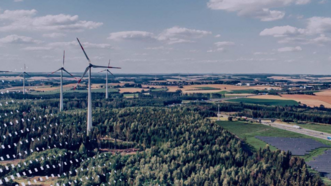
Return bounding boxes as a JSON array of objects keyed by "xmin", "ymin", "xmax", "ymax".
[
  {"xmin": 99, "ymin": 60, "xmax": 115, "ymax": 99},
  {"xmin": 20, "ymin": 64, "xmax": 30, "ymax": 94},
  {"xmin": 76, "ymin": 38, "xmax": 121, "ymax": 136},
  {"xmin": 50, "ymin": 51, "xmax": 75, "ymax": 111}
]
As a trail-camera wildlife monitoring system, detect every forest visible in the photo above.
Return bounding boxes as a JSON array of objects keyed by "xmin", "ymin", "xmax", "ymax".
[{"xmin": 0, "ymin": 91, "xmax": 324, "ymax": 185}]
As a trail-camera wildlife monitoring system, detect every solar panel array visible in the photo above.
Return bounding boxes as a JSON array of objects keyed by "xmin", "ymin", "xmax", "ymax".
[
  {"xmin": 308, "ymin": 150, "xmax": 331, "ymax": 179},
  {"xmin": 255, "ymin": 136, "xmax": 329, "ymax": 156}
]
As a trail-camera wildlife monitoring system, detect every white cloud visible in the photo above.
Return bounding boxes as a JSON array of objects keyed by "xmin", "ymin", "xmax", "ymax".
[
  {"xmin": 296, "ymin": 15, "xmax": 304, "ymax": 19},
  {"xmin": 319, "ymin": 0, "xmax": 327, "ymax": 4},
  {"xmin": 306, "ymin": 17, "xmax": 331, "ymax": 35},
  {"xmin": 0, "ymin": 9, "xmax": 36, "ymax": 20},
  {"xmin": 14, "ymin": 0, "xmax": 24, "ymax": 2},
  {"xmin": 209, "ymin": 41, "xmax": 235, "ymax": 52},
  {"xmin": 0, "ymin": 35, "xmax": 41, "ymax": 44},
  {"xmin": 296, "ymin": 0, "xmax": 310, "ymax": 4},
  {"xmin": 215, "ymin": 41, "xmax": 235, "ymax": 47},
  {"xmin": 0, "ymin": 9, "xmax": 102, "ymax": 32},
  {"xmin": 108, "ymin": 27, "xmax": 211, "ymax": 44},
  {"xmin": 207, "ymin": 0, "xmax": 310, "ymax": 21},
  {"xmin": 158, "ymin": 27, "xmax": 211, "ymax": 40},
  {"xmin": 329, "ymin": 56, "xmax": 331, "ymax": 61},
  {"xmin": 278, "ymin": 37, "xmax": 308, "ymax": 44},
  {"xmin": 93, "ymin": 56, "xmax": 105, "ymax": 60},
  {"xmin": 260, "ymin": 25, "xmax": 305, "ymax": 37},
  {"xmin": 257, "ymin": 9, "xmax": 286, "ymax": 22},
  {"xmin": 261, "ymin": 17, "xmax": 331, "ymax": 38},
  {"xmin": 108, "ymin": 31, "xmax": 157, "ymax": 41},
  {"xmin": 48, "ymin": 41, "xmax": 112, "ymax": 49},
  {"xmin": 236, "ymin": 57, "xmax": 277, "ymax": 61},
  {"xmin": 215, "ymin": 34, "xmax": 221, "ymax": 38},
  {"xmin": 310, "ymin": 35, "xmax": 331, "ymax": 45},
  {"xmin": 78, "ymin": 42, "xmax": 112, "ymax": 49},
  {"xmin": 254, "ymin": 52, "xmax": 264, "ymax": 55},
  {"xmin": 166, "ymin": 38, "xmax": 193, "ymax": 44},
  {"xmin": 145, "ymin": 46, "xmax": 173, "ymax": 51},
  {"xmin": 207, "ymin": 48, "xmax": 225, "ymax": 53},
  {"xmin": 120, "ymin": 59, "xmax": 149, "ymax": 63},
  {"xmin": 261, "ymin": 17, "xmax": 331, "ymax": 47},
  {"xmin": 158, "ymin": 27, "xmax": 211, "ymax": 44},
  {"xmin": 278, "ymin": 46, "xmax": 302, "ymax": 52},
  {"xmin": 42, "ymin": 33, "xmax": 66, "ymax": 38},
  {"xmin": 23, "ymin": 46, "xmax": 52, "ymax": 51},
  {"xmin": 254, "ymin": 52, "xmax": 275, "ymax": 55},
  {"xmin": 274, "ymin": 34, "xmax": 331, "ymax": 45}
]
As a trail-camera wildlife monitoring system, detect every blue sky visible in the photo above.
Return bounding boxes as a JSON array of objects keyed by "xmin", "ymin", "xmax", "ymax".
[{"xmin": 0, "ymin": 0, "xmax": 331, "ymax": 74}]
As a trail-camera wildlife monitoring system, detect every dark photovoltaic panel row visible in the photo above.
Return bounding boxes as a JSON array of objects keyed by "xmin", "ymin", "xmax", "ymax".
[
  {"xmin": 255, "ymin": 136, "xmax": 329, "ymax": 156},
  {"xmin": 308, "ymin": 150, "xmax": 331, "ymax": 179}
]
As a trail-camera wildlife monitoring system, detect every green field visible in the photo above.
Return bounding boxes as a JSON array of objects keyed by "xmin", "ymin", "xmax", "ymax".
[
  {"xmin": 224, "ymin": 94, "xmax": 249, "ymax": 98},
  {"xmin": 195, "ymin": 87, "xmax": 220, "ymax": 90},
  {"xmin": 228, "ymin": 89, "xmax": 259, "ymax": 94},
  {"xmin": 217, "ymin": 120, "xmax": 331, "ymax": 184},
  {"xmin": 217, "ymin": 121, "xmax": 331, "ymax": 153},
  {"xmin": 150, "ymin": 88, "xmax": 168, "ymax": 92},
  {"xmin": 228, "ymin": 98, "xmax": 299, "ymax": 106},
  {"xmin": 123, "ymin": 93, "xmax": 139, "ymax": 98},
  {"xmin": 298, "ymin": 123, "xmax": 331, "ymax": 134}
]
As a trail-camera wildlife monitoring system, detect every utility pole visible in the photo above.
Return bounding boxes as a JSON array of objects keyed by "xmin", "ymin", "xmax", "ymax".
[{"xmin": 217, "ymin": 104, "xmax": 220, "ymax": 121}]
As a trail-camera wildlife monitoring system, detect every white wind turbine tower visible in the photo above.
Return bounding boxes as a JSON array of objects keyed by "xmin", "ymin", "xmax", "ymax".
[
  {"xmin": 76, "ymin": 38, "xmax": 121, "ymax": 136},
  {"xmin": 99, "ymin": 60, "xmax": 115, "ymax": 99},
  {"xmin": 20, "ymin": 64, "xmax": 30, "ymax": 94},
  {"xmin": 50, "ymin": 51, "xmax": 75, "ymax": 111}
]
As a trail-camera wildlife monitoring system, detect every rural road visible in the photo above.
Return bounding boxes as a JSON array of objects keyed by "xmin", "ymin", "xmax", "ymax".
[
  {"xmin": 209, "ymin": 95, "xmax": 260, "ymax": 102},
  {"xmin": 261, "ymin": 121, "xmax": 331, "ymax": 141},
  {"xmin": 210, "ymin": 95, "xmax": 331, "ymax": 141}
]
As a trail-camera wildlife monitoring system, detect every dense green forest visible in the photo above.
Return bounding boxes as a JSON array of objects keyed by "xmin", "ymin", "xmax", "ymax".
[{"xmin": 0, "ymin": 95, "xmax": 324, "ymax": 185}]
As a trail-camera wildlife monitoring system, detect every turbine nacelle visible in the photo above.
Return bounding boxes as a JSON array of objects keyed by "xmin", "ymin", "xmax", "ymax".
[
  {"xmin": 49, "ymin": 51, "xmax": 76, "ymax": 78},
  {"xmin": 75, "ymin": 39, "xmax": 120, "ymax": 85}
]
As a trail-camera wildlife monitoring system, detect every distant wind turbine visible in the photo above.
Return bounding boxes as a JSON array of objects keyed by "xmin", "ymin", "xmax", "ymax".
[
  {"xmin": 20, "ymin": 64, "xmax": 30, "ymax": 94},
  {"xmin": 99, "ymin": 60, "xmax": 115, "ymax": 99},
  {"xmin": 76, "ymin": 38, "xmax": 121, "ymax": 136},
  {"xmin": 49, "ymin": 51, "xmax": 75, "ymax": 111}
]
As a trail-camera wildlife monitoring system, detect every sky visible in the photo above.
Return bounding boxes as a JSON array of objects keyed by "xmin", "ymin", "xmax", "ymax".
[{"xmin": 0, "ymin": 0, "xmax": 331, "ymax": 74}]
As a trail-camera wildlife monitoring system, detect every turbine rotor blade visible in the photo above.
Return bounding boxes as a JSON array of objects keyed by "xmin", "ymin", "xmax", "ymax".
[
  {"xmin": 48, "ymin": 68, "xmax": 62, "ymax": 76},
  {"xmin": 92, "ymin": 65, "xmax": 121, "ymax": 69},
  {"xmin": 107, "ymin": 70, "xmax": 114, "ymax": 76},
  {"xmin": 98, "ymin": 69, "xmax": 107, "ymax": 73},
  {"xmin": 76, "ymin": 38, "xmax": 91, "ymax": 64},
  {"xmin": 77, "ymin": 67, "xmax": 90, "ymax": 84},
  {"xmin": 74, "ymin": 67, "xmax": 89, "ymax": 90},
  {"xmin": 62, "ymin": 68, "xmax": 76, "ymax": 79},
  {"xmin": 24, "ymin": 72, "xmax": 31, "ymax": 77}
]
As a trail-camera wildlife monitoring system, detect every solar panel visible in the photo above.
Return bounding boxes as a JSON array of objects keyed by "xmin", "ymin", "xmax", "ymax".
[
  {"xmin": 256, "ymin": 136, "xmax": 329, "ymax": 156},
  {"xmin": 307, "ymin": 150, "xmax": 331, "ymax": 179}
]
